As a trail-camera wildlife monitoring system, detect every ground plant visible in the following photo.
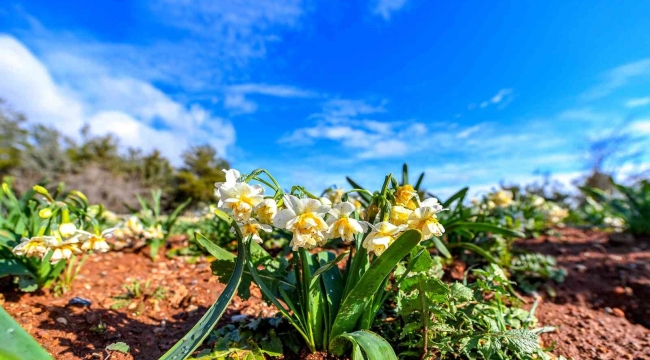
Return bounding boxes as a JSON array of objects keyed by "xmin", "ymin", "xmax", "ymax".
[
  {"xmin": 116, "ymin": 188, "xmax": 191, "ymax": 260},
  {"xmin": 580, "ymin": 179, "xmax": 650, "ymax": 236},
  {"xmin": 0, "ymin": 182, "xmax": 111, "ymax": 293}
]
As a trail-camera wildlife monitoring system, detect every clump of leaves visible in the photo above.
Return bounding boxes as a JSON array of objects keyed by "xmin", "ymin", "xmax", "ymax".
[
  {"xmin": 581, "ymin": 180, "xmax": 650, "ymax": 236},
  {"xmin": 394, "ymin": 251, "xmax": 551, "ymax": 360},
  {"xmin": 191, "ymin": 316, "xmax": 287, "ymax": 359},
  {"xmin": 509, "ymin": 253, "xmax": 566, "ymax": 295},
  {"xmin": 111, "ymin": 279, "xmax": 166, "ymax": 316}
]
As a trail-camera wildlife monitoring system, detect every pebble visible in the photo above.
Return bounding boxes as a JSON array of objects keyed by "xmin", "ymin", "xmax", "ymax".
[
  {"xmin": 575, "ymin": 264, "xmax": 588, "ymax": 273},
  {"xmin": 612, "ymin": 308, "xmax": 625, "ymax": 318},
  {"xmin": 68, "ymin": 297, "xmax": 92, "ymax": 307},
  {"xmin": 613, "ymin": 286, "xmax": 626, "ymax": 295},
  {"xmin": 604, "ymin": 307, "xmax": 613, "ymax": 315},
  {"xmin": 56, "ymin": 317, "xmax": 68, "ymax": 325}
]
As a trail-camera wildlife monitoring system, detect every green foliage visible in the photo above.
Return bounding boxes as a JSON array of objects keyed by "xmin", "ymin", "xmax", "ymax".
[
  {"xmin": 0, "ymin": 306, "xmax": 52, "ymax": 360},
  {"xmin": 175, "ymin": 145, "xmax": 230, "ymax": 206},
  {"xmin": 394, "ymin": 257, "xmax": 549, "ymax": 360},
  {"xmin": 581, "ymin": 179, "xmax": 650, "ymax": 235},
  {"xmin": 191, "ymin": 317, "xmax": 284, "ymax": 359},
  {"xmin": 0, "ymin": 182, "xmax": 103, "ymax": 291},
  {"xmin": 124, "ymin": 188, "xmax": 192, "ymax": 260},
  {"xmin": 509, "ymin": 253, "xmax": 566, "ymax": 294},
  {"xmin": 105, "ymin": 342, "xmax": 130, "ymax": 354},
  {"xmin": 110, "ymin": 279, "xmax": 167, "ymax": 315}
]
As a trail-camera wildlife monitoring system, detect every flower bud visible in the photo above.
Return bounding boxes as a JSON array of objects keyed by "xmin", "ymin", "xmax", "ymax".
[
  {"xmin": 38, "ymin": 208, "xmax": 53, "ymax": 219},
  {"xmin": 1, "ymin": 183, "xmax": 9, "ymax": 194},
  {"xmin": 33, "ymin": 185, "xmax": 50, "ymax": 196}
]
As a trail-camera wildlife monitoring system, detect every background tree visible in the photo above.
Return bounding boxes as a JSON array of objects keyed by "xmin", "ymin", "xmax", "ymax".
[{"xmin": 175, "ymin": 144, "xmax": 229, "ymax": 206}]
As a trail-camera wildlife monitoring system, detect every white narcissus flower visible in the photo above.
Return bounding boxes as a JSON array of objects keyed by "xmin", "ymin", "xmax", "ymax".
[
  {"xmin": 489, "ymin": 190, "xmax": 513, "ymax": 208},
  {"xmin": 239, "ymin": 219, "xmax": 272, "ymax": 244},
  {"xmin": 273, "ymin": 195, "xmax": 330, "ymax": 251},
  {"xmin": 125, "ymin": 216, "xmax": 144, "ymax": 236},
  {"xmin": 143, "ymin": 224, "xmax": 164, "ymax": 240},
  {"xmin": 326, "ymin": 202, "xmax": 367, "ymax": 242},
  {"xmin": 389, "ymin": 205, "xmax": 412, "ymax": 226},
  {"xmin": 12, "ymin": 237, "xmax": 49, "ymax": 259},
  {"xmin": 407, "ymin": 198, "xmax": 446, "ymax": 240},
  {"xmin": 81, "ymin": 228, "xmax": 114, "ymax": 253},
  {"xmin": 215, "ymin": 169, "xmax": 241, "ymax": 190},
  {"xmin": 217, "ymin": 169, "xmax": 265, "ymax": 222},
  {"xmin": 255, "ymin": 199, "xmax": 278, "ymax": 225},
  {"xmin": 363, "ymin": 222, "xmax": 406, "ymax": 256},
  {"xmin": 44, "ymin": 223, "xmax": 88, "ymax": 264}
]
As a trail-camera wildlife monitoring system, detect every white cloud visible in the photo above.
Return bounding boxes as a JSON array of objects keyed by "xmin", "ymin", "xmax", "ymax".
[
  {"xmin": 582, "ymin": 58, "xmax": 650, "ymax": 100},
  {"xmin": 628, "ymin": 119, "xmax": 650, "ymax": 135},
  {"xmin": 224, "ymin": 83, "xmax": 317, "ymax": 114},
  {"xmin": 227, "ymin": 83, "xmax": 317, "ymax": 98},
  {"xmin": 559, "ymin": 108, "xmax": 611, "ymax": 122},
  {"xmin": 471, "ymin": 88, "xmax": 514, "ymax": 110},
  {"xmin": 372, "ymin": 0, "xmax": 409, "ymax": 20},
  {"xmin": 224, "ymin": 93, "xmax": 258, "ymax": 114},
  {"xmin": 279, "ymin": 99, "xmax": 422, "ymax": 159},
  {"xmin": 457, "ymin": 124, "xmax": 482, "ymax": 139},
  {"xmin": 625, "ymin": 96, "xmax": 650, "ymax": 108},
  {"xmin": 0, "ymin": 34, "xmax": 235, "ymax": 164},
  {"xmin": 0, "ymin": 35, "xmax": 84, "ymax": 130}
]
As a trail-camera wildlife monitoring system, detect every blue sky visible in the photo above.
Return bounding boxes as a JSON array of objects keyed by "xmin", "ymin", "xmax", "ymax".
[{"xmin": 1, "ymin": 0, "xmax": 650, "ymax": 197}]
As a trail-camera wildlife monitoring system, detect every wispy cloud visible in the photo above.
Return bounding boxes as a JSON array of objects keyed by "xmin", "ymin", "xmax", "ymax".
[
  {"xmin": 456, "ymin": 124, "xmax": 483, "ymax": 139},
  {"xmin": 227, "ymin": 83, "xmax": 317, "ymax": 98},
  {"xmin": 582, "ymin": 58, "xmax": 650, "ymax": 100},
  {"xmin": 625, "ymin": 96, "xmax": 650, "ymax": 108},
  {"xmin": 224, "ymin": 83, "xmax": 318, "ymax": 114},
  {"xmin": 468, "ymin": 88, "xmax": 514, "ymax": 110},
  {"xmin": 372, "ymin": 0, "xmax": 409, "ymax": 21},
  {"xmin": 279, "ymin": 99, "xmax": 424, "ymax": 159}
]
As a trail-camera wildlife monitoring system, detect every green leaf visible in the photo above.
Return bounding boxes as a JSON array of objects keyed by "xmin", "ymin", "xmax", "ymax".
[
  {"xmin": 504, "ymin": 329, "xmax": 539, "ymax": 354},
  {"xmin": 346, "ymin": 177, "xmax": 372, "ymax": 205},
  {"xmin": 450, "ymin": 282, "xmax": 473, "ymax": 302},
  {"xmin": 447, "ymin": 242, "xmax": 500, "ymax": 264},
  {"xmin": 448, "ymin": 222, "xmax": 525, "ymax": 239},
  {"xmin": 196, "ymin": 232, "xmax": 235, "ymax": 260},
  {"xmin": 401, "ymin": 163, "xmax": 408, "ymax": 186},
  {"xmin": 310, "ymin": 250, "xmax": 348, "ymax": 288},
  {"xmin": 160, "ymin": 236, "xmax": 245, "ymax": 360},
  {"xmin": 106, "ymin": 342, "xmax": 130, "ymax": 354},
  {"xmin": 442, "ymin": 187, "xmax": 469, "ymax": 209},
  {"xmin": 331, "ymin": 330, "xmax": 397, "ymax": 359},
  {"xmin": 431, "ymin": 237, "xmax": 451, "ymax": 258},
  {"xmin": 330, "ymin": 230, "xmax": 422, "ymax": 341},
  {"xmin": 0, "ymin": 306, "xmax": 52, "ymax": 360},
  {"xmin": 0, "ymin": 259, "xmax": 33, "ymax": 277}
]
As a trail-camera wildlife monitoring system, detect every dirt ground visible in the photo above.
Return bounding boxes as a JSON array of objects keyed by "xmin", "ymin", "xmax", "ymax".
[{"xmin": 1, "ymin": 228, "xmax": 649, "ymax": 360}]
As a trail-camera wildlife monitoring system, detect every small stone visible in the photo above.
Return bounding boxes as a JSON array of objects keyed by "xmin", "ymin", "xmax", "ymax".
[
  {"xmin": 612, "ymin": 308, "xmax": 625, "ymax": 318},
  {"xmin": 31, "ymin": 307, "xmax": 43, "ymax": 315},
  {"xmin": 575, "ymin": 264, "xmax": 588, "ymax": 273},
  {"xmin": 185, "ymin": 305, "xmax": 199, "ymax": 312},
  {"xmin": 68, "ymin": 297, "xmax": 92, "ymax": 307},
  {"xmin": 613, "ymin": 286, "xmax": 626, "ymax": 295},
  {"xmin": 56, "ymin": 317, "xmax": 68, "ymax": 325},
  {"xmin": 604, "ymin": 307, "xmax": 613, "ymax": 315},
  {"xmin": 624, "ymin": 287, "xmax": 634, "ymax": 295}
]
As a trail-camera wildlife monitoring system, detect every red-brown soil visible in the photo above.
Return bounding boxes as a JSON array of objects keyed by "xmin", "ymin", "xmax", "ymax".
[{"xmin": 1, "ymin": 228, "xmax": 648, "ymax": 360}]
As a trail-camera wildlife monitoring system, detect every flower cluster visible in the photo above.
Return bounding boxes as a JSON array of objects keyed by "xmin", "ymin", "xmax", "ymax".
[
  {"xmin": 215, "ymin": 170, "xmax": 446, "ymax": 255},
  {"xmin": 13, "ymin": 223, "xmax": 113, "ymax": 264},
  {"xmin": 113, "ymin": 216, "xmax": 164, "ymax": 241}
]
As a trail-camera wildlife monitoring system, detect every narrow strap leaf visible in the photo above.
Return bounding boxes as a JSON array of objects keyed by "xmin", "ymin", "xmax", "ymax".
[
  {"xmin": 331, "ymin": 330, "xmax": 397, "ymax": 360},
  {"xmin": 330, "ymin": 230, "xmax": 422, "ymax": 341},
  {"xmin": 159, "ymin": 235, "xmax": 245, "ymax": 360},
  {"xmin": 0, "ymin": 306, "xmax": 52, "ymax": 360}
]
